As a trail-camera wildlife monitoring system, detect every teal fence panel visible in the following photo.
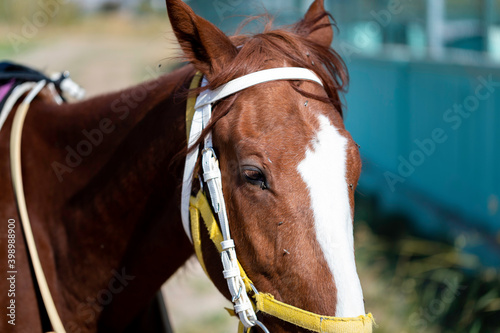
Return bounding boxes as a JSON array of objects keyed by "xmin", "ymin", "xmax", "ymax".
[{"xmin": 345, "ymin": 57, "xmax": 500, "ymax": 265}]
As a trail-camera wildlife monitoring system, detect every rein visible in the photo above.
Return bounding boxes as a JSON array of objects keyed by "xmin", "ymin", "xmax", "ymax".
[
  {"xmin": 8, "ymin": 81, "xmax": 67, "ymax": 333},
  {"xmin": 5, "ymin": 74, "xmax": 85, "ymax": 333},
  {"xmin": 182, "ymin": 68, "xmax": 374, "ymax": 332}
]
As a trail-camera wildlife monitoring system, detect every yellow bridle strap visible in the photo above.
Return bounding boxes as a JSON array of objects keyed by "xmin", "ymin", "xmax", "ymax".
[
  {"xmin": 255, "ymin": 293, "xmax": 374, "ymax": 333},
  {"xmin": 186, "ymin": 71, "xmax": 203, "ymax": 140},
  {"xmin": 189, "ymin": 203, "xmax": 209, "ymax": 276},
  {"xmin": 190, "ymin": 191, "xmax": 255, "ymax": 294},
  {"xmin": 189, "ymin": 191, "xmax": 374, "ymax": 333}
]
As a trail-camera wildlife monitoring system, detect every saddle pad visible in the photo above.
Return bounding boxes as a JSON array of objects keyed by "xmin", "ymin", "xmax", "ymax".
[
  {"xmin": 0, "ymin": 61, "xmax": 52, "ymax": 130},
  {"xmin": 0, "ymin": 79, "xmax": 14, "ymax": 103},
  {"xmin": 0, "ymin": 60, "xmax": 50, "ymax": 96}
]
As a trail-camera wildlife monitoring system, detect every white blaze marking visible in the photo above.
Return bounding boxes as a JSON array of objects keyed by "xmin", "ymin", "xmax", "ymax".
[{"xmin": 297, "ymin": 115, "xmax": 365, "ymax": 317}]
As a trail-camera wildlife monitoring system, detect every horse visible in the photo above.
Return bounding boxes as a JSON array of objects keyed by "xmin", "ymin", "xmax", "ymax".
[{"xmin": 0, "ymin": 0, "xmax": 373, "ymax": 332}]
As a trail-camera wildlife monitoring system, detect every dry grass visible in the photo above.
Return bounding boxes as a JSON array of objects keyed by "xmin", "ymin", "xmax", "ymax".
[{"xmin": 355, "ymin": 195, "xmax": 500, "ymax": 333}]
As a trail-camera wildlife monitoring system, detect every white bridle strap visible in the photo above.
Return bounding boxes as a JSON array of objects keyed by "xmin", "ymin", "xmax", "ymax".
[
  {"xmin": 181, "ymin": 67, "xmax": 323, "ymax": 241},
  {"xmin": 194, "ymin": 67, "xmax": 323, "ymax": 109}
]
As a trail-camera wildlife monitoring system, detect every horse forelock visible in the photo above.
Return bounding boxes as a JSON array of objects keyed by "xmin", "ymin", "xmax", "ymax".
[
  {"xmin": 210, "ymin": 15, "xmax": 348, "ymax": 114},
  {"xmin": 184, "ymin": 14, "xmax": 349, "ymax": 159}
]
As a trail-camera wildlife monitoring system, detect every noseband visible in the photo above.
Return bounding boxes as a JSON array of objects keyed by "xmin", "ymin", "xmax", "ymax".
[{"xmin": 181, "ymin": 67, "xmax": 374, "ymax": 332}]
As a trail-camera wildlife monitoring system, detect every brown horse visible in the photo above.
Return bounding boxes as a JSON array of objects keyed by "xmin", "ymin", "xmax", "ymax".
[{"xmin": 0, "ymin": 0, "xmax": 369, "ymax": 332}]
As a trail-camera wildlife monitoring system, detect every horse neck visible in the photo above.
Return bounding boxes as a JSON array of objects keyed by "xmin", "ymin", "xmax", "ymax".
[{"xmin": 26, "ymin": 65, "xmax": 195, "ymax": 328}]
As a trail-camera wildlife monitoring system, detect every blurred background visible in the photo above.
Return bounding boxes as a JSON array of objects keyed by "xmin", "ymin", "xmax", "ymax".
[{"xmin": 1, "ymin": 0, "xmax": 500, "ymax": 332}]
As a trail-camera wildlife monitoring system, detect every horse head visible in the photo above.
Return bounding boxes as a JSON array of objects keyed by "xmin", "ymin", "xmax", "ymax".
[{"xmin": 166, "ymin": 0, "xmax": 368, "ymax": 331}]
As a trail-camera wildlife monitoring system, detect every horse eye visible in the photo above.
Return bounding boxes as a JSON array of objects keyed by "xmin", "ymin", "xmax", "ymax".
[{"xmin": 242, "ymin": 168, "xmax": 267, "ymax": 190}]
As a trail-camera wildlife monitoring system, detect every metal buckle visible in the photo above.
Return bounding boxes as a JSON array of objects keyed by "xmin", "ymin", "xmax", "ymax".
[{"xmin": 232, "ymin": 284, "xmax": 243, "ymax": 303}]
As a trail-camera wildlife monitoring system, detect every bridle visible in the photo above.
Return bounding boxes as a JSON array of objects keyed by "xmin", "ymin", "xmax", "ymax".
[{"xmin": 181, "ymin": 67, "xmax": 374, "ymax": 332}]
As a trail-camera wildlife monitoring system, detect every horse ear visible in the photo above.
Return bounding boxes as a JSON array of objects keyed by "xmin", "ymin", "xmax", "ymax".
[
  {"xmin": 165, "ymin": 0, "xmax": 237, "ymax": 76},
  {"xmin": 296, "ymin": 0, "xmax": 333, "ymax": 48}
]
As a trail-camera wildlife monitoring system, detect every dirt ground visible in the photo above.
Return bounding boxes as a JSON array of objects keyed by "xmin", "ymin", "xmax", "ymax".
[{"xmin": 1, "ymin": 13, "xmax": 237, "ymax": 333}]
